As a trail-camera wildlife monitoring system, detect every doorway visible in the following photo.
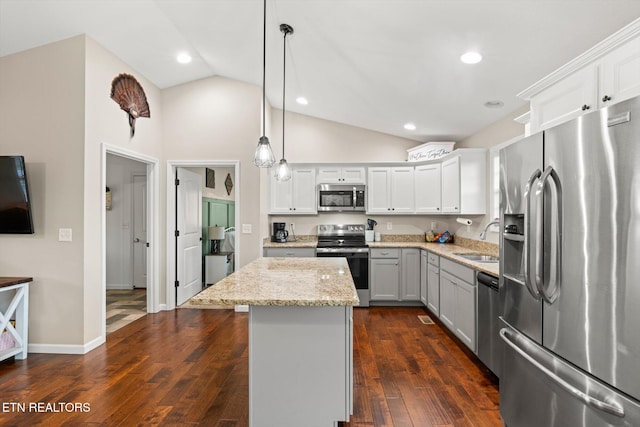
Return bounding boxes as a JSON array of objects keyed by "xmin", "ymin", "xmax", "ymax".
[
  {"xmin": 166, "ymin": 161, "xmax": 240, "ymax": 310},
  {"xmin": 102, "ymin": 144, "xmax": 159, "ymax": 338}
]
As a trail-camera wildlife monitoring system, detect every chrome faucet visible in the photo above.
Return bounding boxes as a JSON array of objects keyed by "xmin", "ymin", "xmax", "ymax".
[{"xmin": 480, "ymin": 219, "xmax": 500, "ymax": 240}]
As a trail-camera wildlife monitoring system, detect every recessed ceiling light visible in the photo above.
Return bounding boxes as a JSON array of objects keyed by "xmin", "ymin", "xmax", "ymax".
[
  {"xmin": 484, "ymin": 100, "xmax": 504, "ymax": 108},
  {"xmin": 404, "ymin": 123, "xmax": 416, "ymax": 131},
  {"xmin": 176, "ymin": 52, "xmax": 192, "ymax": 64},
  {"xmin": 460, "ymin": 51, "xmax": 482, "ymax": 64},
  {"xmin": 296, "ymin": 96, "xmax": 308, "ymax": 105}
]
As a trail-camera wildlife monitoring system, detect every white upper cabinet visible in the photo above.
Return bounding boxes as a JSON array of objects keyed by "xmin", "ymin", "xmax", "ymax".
[
  {"xmin": 441, "ymin": 156, "xmax": 460, "ymax": 214},
  {"xmin": 529, "ymin": 67, "xmax": 598, "ymax": 132},
  {"xmin": 414, "ymin": 163, "xmax": 442, "ymax": 213},
  {"xmin": 441, "ymin": 150, "xmax": 486, "ymax": 215},
  {"xmin": 367, "ymin": 167, "xmax": 414, "ymax": 214},
  {"xmin": 521, "ymin": 21, "xmax": 640, "ymax": 133},
  {"xmin": 599, "ymin": 36, "xmax": 640, "ymax": 107},
  {"xmin": 317, "ymin": 166, "xmax": 366, "ymax": 184},
  {"xmin": 270, "ymin": 167, "xmax": 317, "ymax": 214}
]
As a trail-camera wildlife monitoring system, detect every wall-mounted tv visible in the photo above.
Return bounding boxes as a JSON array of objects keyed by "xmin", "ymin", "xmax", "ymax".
[{"xmin": 0, "ymin": 156, "xmax": 35, "ymax": 234}]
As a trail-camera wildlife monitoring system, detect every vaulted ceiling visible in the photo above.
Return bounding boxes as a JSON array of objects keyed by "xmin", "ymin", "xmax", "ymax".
[{"xmin": 2, "ymin": 1, "xmax": 639, "ymax": 142}]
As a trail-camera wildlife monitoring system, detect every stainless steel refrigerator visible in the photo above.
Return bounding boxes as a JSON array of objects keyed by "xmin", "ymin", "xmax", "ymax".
[{"xmin": 499, "ymin": 95, "xmax": 640, "ymax": 427}]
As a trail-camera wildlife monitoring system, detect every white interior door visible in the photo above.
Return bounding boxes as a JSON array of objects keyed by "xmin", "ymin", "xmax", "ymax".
[
  {"xmin": 176, "ymin": 168, "xmax": 203, "ymax": 305},
  {"xmin": 132, "ymin": 173, "xmax": 147, "ymax": 288}
]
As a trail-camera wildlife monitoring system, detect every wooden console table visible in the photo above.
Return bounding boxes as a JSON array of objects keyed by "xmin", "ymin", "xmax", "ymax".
[{"xmin": 0, "ymin": 277, "xmax": 31, "ymax": 361}]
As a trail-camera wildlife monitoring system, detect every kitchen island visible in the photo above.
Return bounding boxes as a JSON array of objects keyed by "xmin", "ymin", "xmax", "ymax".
[{"xmin": 189, "ymin": 257, "xmax": 359, "ymax": 427}]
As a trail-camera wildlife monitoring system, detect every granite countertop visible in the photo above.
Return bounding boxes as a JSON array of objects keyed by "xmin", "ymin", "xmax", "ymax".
[
  {"xmin": 368, "ymin": 242, "xmax": 499, "ymax": 276},
  {"xmin": 189, "ymin": 257, "xmax": 359, "ymax": 307},
  {"xmin": 263, "ymin": 239, "xmax": 317, "ymax": 248}
]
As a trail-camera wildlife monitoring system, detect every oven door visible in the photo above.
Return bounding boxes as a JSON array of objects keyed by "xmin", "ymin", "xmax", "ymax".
[{"xmin": 316, "ymin": 249, "xmax": 369, "ymax": 307}]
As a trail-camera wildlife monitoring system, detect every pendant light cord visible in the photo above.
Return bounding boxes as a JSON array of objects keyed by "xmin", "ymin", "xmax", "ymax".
[
  {"xmin": 261, "ymin": 0, "xmax": 267, "ymax": 137},
  {"xmin": 282, "ymin": 29, "xmax": 288, "ymax": 158}
]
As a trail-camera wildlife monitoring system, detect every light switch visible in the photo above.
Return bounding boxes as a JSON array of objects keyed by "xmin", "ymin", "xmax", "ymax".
[
  {"xmin": 386, "ymin": 222, "xmax": 392, "ymax": 230},
  {"xmin": 58, "ymin": 228, "xmax": 73, "ymax": 242},
  {"xmin": 242, "ymin": 224, "xmax": 252, "ymax": 234}
]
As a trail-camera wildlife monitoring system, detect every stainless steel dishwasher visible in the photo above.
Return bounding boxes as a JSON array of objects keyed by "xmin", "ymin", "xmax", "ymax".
[{"xmin": 477, "ymin": 271, "xmax": 501, "ymax": 378}]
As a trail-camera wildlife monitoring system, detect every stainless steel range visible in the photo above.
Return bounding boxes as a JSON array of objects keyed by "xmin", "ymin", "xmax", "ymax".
[{"xmin": 316, "ymin": 224, "xmax": 369, "ymax": 307}]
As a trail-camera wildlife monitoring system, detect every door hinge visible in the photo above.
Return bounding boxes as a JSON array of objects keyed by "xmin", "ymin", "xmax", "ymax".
[
  {"xmin": 175, "ymin": 280, "xmax": 180, "ymax": 288},
  {"xmin": 146, "ymin": 242, "xmax": 150, "ymax": 248},
  {"xmin": 175, "ymin": 230, "xmax": 180, "ymax": 237},
  {"xmin": 175, "ymin": 178, "xmax": 180, "ymax": 186}
]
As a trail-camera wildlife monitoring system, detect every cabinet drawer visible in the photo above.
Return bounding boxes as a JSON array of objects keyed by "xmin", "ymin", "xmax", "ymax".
[
  {"xmin": 440, "ymin": 258, "xmax": 474, "ymax": 284},
  {"xmin": 263, "ymin": 247, "xmax": 316, "ymax": 257},
  {"xmin": 370, "ymin": 248, "xmax": 400, "ymax": 259},
  {"xmin": 427, "ymin": 252, "xmax": 439, "ymax": 266}
]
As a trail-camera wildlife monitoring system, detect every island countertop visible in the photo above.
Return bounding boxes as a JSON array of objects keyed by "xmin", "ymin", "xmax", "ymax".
[{"xmin": 189, "ymin": 257, "xmax": 360, "ymax": 307}]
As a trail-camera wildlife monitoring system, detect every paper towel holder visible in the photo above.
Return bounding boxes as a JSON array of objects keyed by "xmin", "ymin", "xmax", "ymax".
[{"xmin": 457, "ymin": 217, "xmax": 472, "ymax": 232}]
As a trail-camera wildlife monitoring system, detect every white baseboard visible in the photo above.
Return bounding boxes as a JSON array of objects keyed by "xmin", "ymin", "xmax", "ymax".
[
  {"xmin": 28, "ymin": 336, "xmax": 105, "ymax": 355},
  {"xmin": 106, "ymin": 284, "xmax": 134, "ymax": 290},
  {"xmin": 159, "ymin": 304, "xmax": 167, "ymax": 311},
  {"xmin": 235, "ymin": 305, "xmax": 249, "ymax": 312}
]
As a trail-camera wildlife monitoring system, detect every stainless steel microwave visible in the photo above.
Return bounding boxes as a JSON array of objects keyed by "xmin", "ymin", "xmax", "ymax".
[{"xmin": 318, "ymin": 184, "xmax": 366, "ymax": 212}]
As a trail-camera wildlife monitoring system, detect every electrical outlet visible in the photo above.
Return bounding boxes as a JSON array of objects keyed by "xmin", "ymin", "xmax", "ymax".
[
  {"xmin": 431, "ymin": 221, "xmax": 437, "ymax": 230},
  {"xmin": 58, "ymin": 228, "xmax": 73, "ymax": 242},
  {"xmin": 241, "ymin": 224, "xmax": 252, "ymax": 234},
  {"xmin": 386, "ymin": 222, "xmax": 392, "ymax": 230}
]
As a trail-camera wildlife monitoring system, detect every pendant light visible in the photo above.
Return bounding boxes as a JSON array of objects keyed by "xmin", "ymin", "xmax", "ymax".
[
  {"xmin": 273, "ymin": 24, "xmax": 293, "ymax": 182},
  {"xmin": 253, "ymin": 0, "xmax": 275, "ymax": 168}
]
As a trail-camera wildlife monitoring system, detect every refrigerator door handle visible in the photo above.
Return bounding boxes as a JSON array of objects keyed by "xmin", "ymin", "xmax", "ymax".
[
  {"xmin": 535, "ymin": 166, "xmax": 562, "ymax": 304},
  {"xmin": 500, "ymin": 328, "xmax": 625, "ymax": 418},
  {"xmin": 523, "ymin": 169, "xmax": 542, "ymax": 300}
]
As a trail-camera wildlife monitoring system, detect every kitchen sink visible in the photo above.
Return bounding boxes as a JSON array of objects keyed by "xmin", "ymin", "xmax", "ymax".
[{"xmin": 453, "ymin": 253, "xmax": 499, "ymax": 263}]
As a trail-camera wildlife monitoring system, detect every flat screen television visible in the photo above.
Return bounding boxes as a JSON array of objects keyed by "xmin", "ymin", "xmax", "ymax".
[{"xmin": 0, "ymin": 156, "xmax": 35, "ymax": 234}]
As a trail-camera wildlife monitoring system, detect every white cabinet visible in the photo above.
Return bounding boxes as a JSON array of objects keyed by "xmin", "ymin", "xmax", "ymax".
[
  {"xmin": 426, "ymin": 252, "xmax": 440, "ymax": 315},
  {"xmin": 370, "ymin": 248, "xmax": 420, "ymax": 302},
  {"xmin": 523, "ymin": 26, "xmax": 640, "ymax": 133},
  {"xmin": 440, "ymin": 150, "xmax": 486, "ymax": 215},
  {"xmin": 420, "ymin": 250, "xmax": 428, "ymax": 306},
  {"xmin": 599, "ymin": 36, "xmax": 640, "ymax": 107},
  {"xmin": 367, "ymin": 167, "xmax": 414, "ymax": 214},
  {"xmin": 317, "ymin": 166, "xmax": 366, "ymax": 184},
  {"xmin": 205, "ymin": 254, "xmax": 232, "ymax": 285},
  {"xmin": 438, "ymin": 258, "xmax": 477, "ymax": 352},
  {"xmin": 414, "ymin": 163, "xmax": 441, "ymax": 213},
  {"xmin": 270, "ymin": 167, "xmax": 316, "ymax": 214},
  {"xmin": 441, "ymin": 156, "xmax": 460, "ymax": 214},
  {"xmin": 370, "ymin": 258, "xmax": 400, "ymax": 300},
  {"xmin": 401, "ymin": 249, "xmax": 421, "ymax": 301}
]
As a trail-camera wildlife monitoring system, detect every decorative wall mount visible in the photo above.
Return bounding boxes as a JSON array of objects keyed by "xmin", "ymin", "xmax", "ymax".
[
  {"xmin": 110, "ymin": 73, "xmax": 150, "ymax": 138},
  {"xmin": 225, "ymin": 173, "xmax": 233, "ymax": 196}
]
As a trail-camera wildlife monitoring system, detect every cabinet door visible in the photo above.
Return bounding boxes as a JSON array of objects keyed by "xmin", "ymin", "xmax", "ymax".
[
  {"xmin": 529, "ymin": 66, "xmax": 598, "ymax": 132},
  {"xmin": 270, "ymin": 174, "xmax": 293, "ymax": 213},
  {"xmin": 341, "ymin": 167, "xmax": 366, "ymax": 184},
  {"xmin": 370, "ymin": 258, "xmax": 399, "ymax": 300},
  {"xmin": 263, "ymin": 247, "xmax": 316, "ymax": 257},
  {"xmin": 291, "ymin": 168, "xmax": 317, "ymax": 213},
  {"xmin": 401, "ymin": 249, "xmax": 421, "ymax": 300},
  {"xmin": 317, "ymin": 167, "xmax": 342, "ymax": 183},
  {"xmin": 367, "ymin": 168, "xmax": 391, "ymax": 213},
  {"xmin": 599, "ymin": 36, "xmax": 640, "ymax": 107},
  {"xmin": 441, "ymin": 156, "xmax": 460, "ymax": 213},
  {"xmin": 427, "ymin": 264, "xmax": 440, "ymax": 315},
  {"xmin": 414, "ymin": 163, "xmax": 441, "ymax": 213},
  {"xmin": 456, "ymin": 280, "xmax": 477, "ymax": 352},
  {"xmin": 390, "ymin": 167, "xmax": 415, "ymax": 213},
  {"xmin": 439, "ymin": 270, "xmax": 456, "ymax": 330},
  {"xmin": 420, "ymin": 251, "xmax": 428, "ymax": 305}
]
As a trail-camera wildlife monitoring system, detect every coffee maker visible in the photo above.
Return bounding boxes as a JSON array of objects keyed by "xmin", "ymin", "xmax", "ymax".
[{"xmin": 272, "ymin": 222, "xmax": 289, "ymax": 243}]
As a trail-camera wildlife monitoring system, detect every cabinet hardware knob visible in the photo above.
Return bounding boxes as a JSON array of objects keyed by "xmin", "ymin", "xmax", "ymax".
[
  {"xmin": 602, "ymin": 95, "xmax": 612, "ymax": 102},
  {"xmin": 581, "ymin": 104, "xmax": 591, "ymax": 111}
]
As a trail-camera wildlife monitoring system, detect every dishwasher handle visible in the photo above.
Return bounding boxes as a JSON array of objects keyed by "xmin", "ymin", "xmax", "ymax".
[{"xmin": 477, "ymin": 272, "xmax": 498, "ymax": 290}]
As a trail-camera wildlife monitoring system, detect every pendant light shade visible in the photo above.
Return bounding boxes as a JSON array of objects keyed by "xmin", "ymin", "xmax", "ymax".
[
  {"xmin": 274, "ymin": 23, "xmax": 293, "ymax": 182},
  {"xmin": 253, "ymin": 0, "xmax": 275, "ymax": 168}
]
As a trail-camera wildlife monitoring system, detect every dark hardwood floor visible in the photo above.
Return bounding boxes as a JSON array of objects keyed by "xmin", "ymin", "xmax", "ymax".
[{"xmin": 0, "ymin": 307, "xmax": 501, "ymax": 426}]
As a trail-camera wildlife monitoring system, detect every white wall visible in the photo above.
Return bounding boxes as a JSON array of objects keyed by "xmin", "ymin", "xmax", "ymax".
[
  {"xmin": 0, "ymin": 36, "xmax": 86, "ymax": 345},
  {"xmin": 186, "ymin": 167, "xmax": 235, "ymax": 201},
  {"xmin": 106, "ymin": 154, "xmax": 147, "ymax": 288}
]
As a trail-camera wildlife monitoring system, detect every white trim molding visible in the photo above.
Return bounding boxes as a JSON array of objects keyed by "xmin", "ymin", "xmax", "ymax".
[{"xmin": 518, "ymin": 17, "xmax": 640, "ymax": 100}]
